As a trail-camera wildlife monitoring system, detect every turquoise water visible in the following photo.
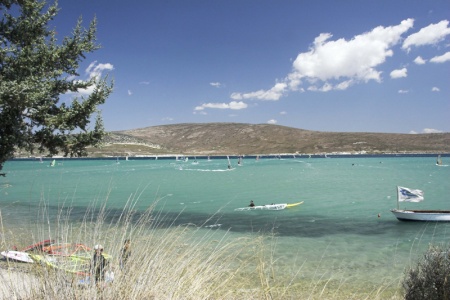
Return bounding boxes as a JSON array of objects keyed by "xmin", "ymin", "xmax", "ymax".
[{"xmin": 1, "ymin": 156, "xmax": 449, "ymax": 288}]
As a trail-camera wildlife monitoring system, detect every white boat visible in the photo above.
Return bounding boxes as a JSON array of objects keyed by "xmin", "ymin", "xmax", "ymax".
[
  {"xmin": 390, "ymin": 186, "xmax": 450, "ymax": 222},
  {"xmin": 391, "ymin": 209, "xmax": 450, "ymax": 222}
]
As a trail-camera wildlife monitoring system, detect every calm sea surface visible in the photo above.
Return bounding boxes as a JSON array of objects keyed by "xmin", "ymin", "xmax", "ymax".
[{"xmin": 1, "ymin": 156, "xmax": 449, "ymax": 289}]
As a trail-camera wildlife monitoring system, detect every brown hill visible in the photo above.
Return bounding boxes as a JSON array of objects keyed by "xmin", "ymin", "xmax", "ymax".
[{"xmin": 88, "ymin": 123, "xmax": 450, "ymax": 157}]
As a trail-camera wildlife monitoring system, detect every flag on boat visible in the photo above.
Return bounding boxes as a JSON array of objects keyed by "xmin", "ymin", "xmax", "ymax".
[{"xmin": 397, "ymin": 186, "xmax": 424, "ymax": 202}]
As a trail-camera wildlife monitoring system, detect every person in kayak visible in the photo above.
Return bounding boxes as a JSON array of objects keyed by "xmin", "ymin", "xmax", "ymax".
[{"xmin": 249, "ymin": 200, "xmax": 255, "ymax": 207}]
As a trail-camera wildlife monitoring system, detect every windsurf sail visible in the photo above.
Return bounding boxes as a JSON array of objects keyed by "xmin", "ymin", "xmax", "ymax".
[
  {"xmin": 227, "ymin": 156, "xmax": 231, "ymax": 169},
  {"xmin": 50, "ymin": 159, "xmax": 56, "ymax": 167}
]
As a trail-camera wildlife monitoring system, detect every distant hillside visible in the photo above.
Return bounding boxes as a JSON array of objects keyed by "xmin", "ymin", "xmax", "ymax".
[{"xmin": 87, "ymin": 123, "xmax": 450, "ymax": 157}]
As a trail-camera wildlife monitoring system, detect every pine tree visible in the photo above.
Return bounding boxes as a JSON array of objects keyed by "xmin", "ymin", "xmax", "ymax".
[{"xmin": 0, "ymin": 0, "xmax": 113, "ymax": 176}]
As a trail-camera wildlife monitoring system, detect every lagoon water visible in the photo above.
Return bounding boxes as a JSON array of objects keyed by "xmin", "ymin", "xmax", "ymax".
[{"xmin": 1, "ymin": 156, "xmax": 449, "ymax": 290}]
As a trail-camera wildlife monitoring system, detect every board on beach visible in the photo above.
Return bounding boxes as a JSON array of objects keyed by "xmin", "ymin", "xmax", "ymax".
[{"xmin": 1, "ymin": 250, "xmax": 34, "ymax": 263}]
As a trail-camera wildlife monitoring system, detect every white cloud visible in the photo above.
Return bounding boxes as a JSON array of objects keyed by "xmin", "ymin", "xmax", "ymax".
[
  {"xmin": 193, "ymin": 110, "xmax": 207, "ymax": 115},
  {"xmin": 402, "ymin": 20, "xmax": 450, "ymax": 52},
  {"xmin": 413, "ymin": 56, "xmax": 426, "ymax": 64},
  {"xmin": 128, "ymin": 90, "xmax": 132, "ymax": 96},
  {"xmin": 430, "ymin": 51, "xmax": 450, "ymax": 63},
  {"xmin": 409, "ymin": 128, "xmax": 443, "ymax": 134},
  {"xmin": 290, "ymin": 19, "xmax": 413, "ymax": 84},
  {"xmin": 390, "ymin": 68, "xmax": 407, "ymax": 79},
  {"xmin": 210, "ymin": 82, "xmax": 223, "ymax": 88},
  {"xmin": 75, "ymin": 61, "xmax": 114, "ymax": 96},
  {"xmin": 194, "ymin": 101, "xmax": 248, "ymax": 111},
  {"xmin": 230, "ymin": 82, "xmax": 287, "ymax": 101},
  {"xmin": 422, "ymin": 128, "xmax": 443, "ymax": 133},
  {"xmin": 431, "ymin": 87, "xmax": 440, "ymax": 92},
  {"xmin": 335, "ymin": 80, "xmax": 354, "ymax": 90},
  {"xmin": 231, "ymin": 19, "xmax": 414, "ymax": 99},
  {"xmin": 139, "ymin": 81, "xmax": 150, "ymax": 85},
  {"xmin": 267, "ymin": 119, "xmax": 277, "ymax": 124},
  {"xmin": 398, "ymin": 89, "xmax": 409, "ymax": 94},
  {"xmin": 307, "ymin": 82, "xmax": 334, "ymax": 92},
  {"xmin": 280, "ymin": 111, "xmax": 287, "ymax": 115},
  {"xmin": 76, "ymin": 84, "xmax": 96, "ymax": 96},
  {"xmin": 86, "ymin": 61, "xmax": 114, "ymax": 80}
]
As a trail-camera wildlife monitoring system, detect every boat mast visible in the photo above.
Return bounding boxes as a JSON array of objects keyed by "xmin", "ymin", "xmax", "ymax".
[{"xmin": 396, "ymin": 186, "xmax": 399, "ymax": 210}]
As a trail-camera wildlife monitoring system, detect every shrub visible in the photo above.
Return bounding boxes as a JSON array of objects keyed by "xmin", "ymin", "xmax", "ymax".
[{"xmin": 403, "ymin": 244, "xmax": 450, "ymax": 300}]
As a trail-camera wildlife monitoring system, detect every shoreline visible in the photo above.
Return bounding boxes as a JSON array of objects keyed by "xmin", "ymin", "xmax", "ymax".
[{"xmin": 10, "ymin": 152, "xmax": 450, "ymax": 162}]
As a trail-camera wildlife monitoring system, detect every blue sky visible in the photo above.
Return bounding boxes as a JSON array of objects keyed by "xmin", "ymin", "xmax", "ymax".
[{"xmin": 50, "ymin": 0, "xmax": 449, "ymax": 133}]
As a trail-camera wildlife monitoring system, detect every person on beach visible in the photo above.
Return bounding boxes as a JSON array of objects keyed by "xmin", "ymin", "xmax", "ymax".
[
  {"xmin": 91, "ymin": 244, "xmax": 108, "ymax": 286},
  {"xmin": 249, "ymin": 200, "xmax": 255, "ymax": 207},
  {"xmin": 120, "ymin": 239, "xmax": 131, "ymax": 269}
]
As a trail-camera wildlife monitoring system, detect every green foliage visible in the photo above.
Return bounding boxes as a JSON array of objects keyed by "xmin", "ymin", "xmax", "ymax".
[
  {"xmin": 0, "ymin": 0, "xmax": 113, "ymax": 173},
  {"xmin": 403, "ymin": 244, "xmax": 450, "ymax": 300}
]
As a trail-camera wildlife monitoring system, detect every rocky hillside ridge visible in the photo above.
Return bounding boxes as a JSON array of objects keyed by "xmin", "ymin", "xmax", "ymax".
[{"xmin": 90, "ymin": 123, "xmax": 450, "ymax": 157}]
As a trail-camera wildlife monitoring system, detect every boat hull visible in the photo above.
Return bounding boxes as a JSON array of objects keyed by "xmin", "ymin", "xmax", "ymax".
[{"xmin": 390, "ymin": 209, "xmax": 450, "ymax": 222}]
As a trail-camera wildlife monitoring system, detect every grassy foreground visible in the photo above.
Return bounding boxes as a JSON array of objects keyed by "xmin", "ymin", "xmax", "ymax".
[{"xmin": 0, "ymin": 198, "xmax": 405, "ymax": 299}]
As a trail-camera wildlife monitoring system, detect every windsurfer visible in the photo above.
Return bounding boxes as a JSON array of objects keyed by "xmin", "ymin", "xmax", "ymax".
[
  {"xmin": 91, "ymin": 244, "xmax": 108, "ymax": 287},
  {"xmin": 120, "ymin": 239, "xmax": 131, "ymax": 269}
]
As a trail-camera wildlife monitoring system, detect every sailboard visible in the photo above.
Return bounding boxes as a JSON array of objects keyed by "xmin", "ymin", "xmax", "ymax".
[
  {"xmin": 1, "ymin": 250, "xmax": 34, "ymax": 263},
  {"xmin": 227, "ymin": 156, "xmax": 233, "ymax": 170}
]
